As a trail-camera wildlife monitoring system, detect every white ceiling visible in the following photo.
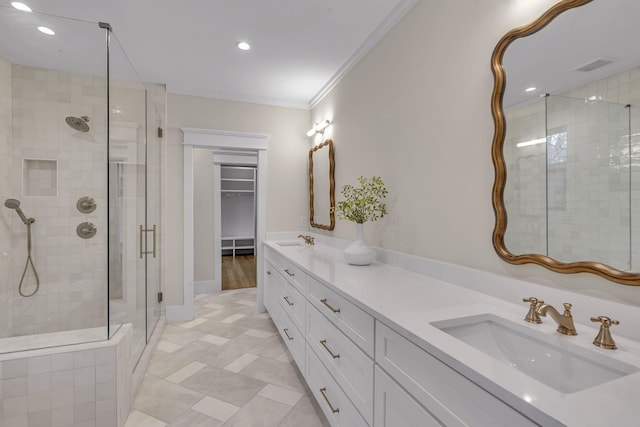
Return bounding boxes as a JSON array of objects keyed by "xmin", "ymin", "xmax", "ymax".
[
  {"xmin": 0, "ymin": 0, "xmax": 418, "ymax": 109},
  {"xmin": 503, "ymin": 0, "xmax": 640, "ymax": 108}
]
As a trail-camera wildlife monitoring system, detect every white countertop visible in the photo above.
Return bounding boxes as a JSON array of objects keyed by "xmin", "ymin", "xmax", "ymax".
[{"xmin": 265, "ymin": 240, "xmax": 640, "ymax": 426}]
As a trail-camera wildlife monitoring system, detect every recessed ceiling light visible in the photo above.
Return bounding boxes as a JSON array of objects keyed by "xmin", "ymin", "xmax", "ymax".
[
  {"xmin": 525, "ymin": 87, "xmax": 537, "ymax": 92},
  {"xmin": 236, "ymin": 41, "xmax": 251, "ymax": 51},
  {"xmin": 11, "ymin": 2, "xmax": 31, "ymax": 12},
  {"xmin": 37, "ymin": 26, "xmax": 55, "ymax": 35}
]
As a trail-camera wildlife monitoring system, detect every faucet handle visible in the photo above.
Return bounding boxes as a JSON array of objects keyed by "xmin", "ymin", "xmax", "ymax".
[
  {"xmin": 590, "ymin": 316, "xmax": 619, "ymax": 350},
  {"xmin": 522, "ymin": 297, "xmax": 544, "ymax": 324},
  {"xmin": 562, "ymin": 303, "xmax": 573, "ymax": 315}
]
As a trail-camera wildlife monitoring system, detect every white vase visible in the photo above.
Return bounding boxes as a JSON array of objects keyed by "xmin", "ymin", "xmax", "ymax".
[{"xmin": 344, "ymin": 223, "xmax": 376, "ymax": 266}]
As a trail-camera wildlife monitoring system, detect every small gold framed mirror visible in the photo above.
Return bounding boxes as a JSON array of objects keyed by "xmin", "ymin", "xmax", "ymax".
[{"xmin": 309, "ymin": 139, "xmax": 335, "ymax": 230}]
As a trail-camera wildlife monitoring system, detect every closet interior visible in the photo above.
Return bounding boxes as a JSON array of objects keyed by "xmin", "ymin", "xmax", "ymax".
[{"xmin": 220, "ymin": 165, "xmax": 256, "ymax": 257}]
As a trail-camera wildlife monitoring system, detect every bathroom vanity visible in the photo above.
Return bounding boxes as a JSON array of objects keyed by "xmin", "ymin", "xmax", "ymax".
[{"xmin": 263, "ymin": 239, "xmax": 640, "ymax": 426}]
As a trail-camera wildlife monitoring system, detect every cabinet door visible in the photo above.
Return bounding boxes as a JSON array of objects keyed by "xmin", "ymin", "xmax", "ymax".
[{"xmin": 375, "ymin": 366, "xmax": 443, "ymax": 427}]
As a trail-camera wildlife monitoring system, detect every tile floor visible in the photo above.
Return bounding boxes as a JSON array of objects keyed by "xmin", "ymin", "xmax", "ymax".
[{"xmin": 126, "ymin": 288, "xmax": 330, "ymax": 427}]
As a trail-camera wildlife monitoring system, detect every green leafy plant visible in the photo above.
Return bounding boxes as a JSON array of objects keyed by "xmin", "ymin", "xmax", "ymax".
[{"xmin": 336, "ymin": 176, "xmax": 388, "ymax": 224}]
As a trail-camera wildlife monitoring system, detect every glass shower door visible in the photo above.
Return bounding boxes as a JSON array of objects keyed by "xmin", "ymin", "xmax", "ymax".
[
  {"xmin": 107, "ymin": 31, "xmax": 148, "ymax": 366},
  {"xmin": 145, "ymin": 102, "xmax": 162, "ymax": 340},
  {"xmin": 545, "ymin": 95, "xmax": 631, "ymax": 270}
]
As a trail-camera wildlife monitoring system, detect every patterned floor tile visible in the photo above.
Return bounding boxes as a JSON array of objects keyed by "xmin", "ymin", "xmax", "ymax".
[
  {"xmin": 129, "ymin": 288, "xmax": 327, "ymax": 427},
  {"xmin": 192, "ymin": 396, "xmax": 239, "ymax": 422}
]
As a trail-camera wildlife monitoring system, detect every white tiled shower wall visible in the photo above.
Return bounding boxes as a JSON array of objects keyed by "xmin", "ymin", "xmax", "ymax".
[
  {"xmin": 0, "ymin": 61, "xmax": 108, "ymax": 338},
  {"xmin": 0, "ymin": 324, "xmax": 132, "ymax": 427},
  {"xmin": 504, "ymin": 66, "xmax": 640, "ymax": 269}
]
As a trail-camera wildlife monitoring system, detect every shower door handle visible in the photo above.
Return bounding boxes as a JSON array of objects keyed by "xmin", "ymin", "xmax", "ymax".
[{"xmin": 139, "ymin": 225, "xmax": 157, "ymax": 258}]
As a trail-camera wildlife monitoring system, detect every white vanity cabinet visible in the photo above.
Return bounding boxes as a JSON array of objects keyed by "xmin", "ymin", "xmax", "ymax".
[
  {"xmin": 263, "ymin": 244, "xmax": 542, "ymax": 427},
  {"xmin": 375, "ymin": 322, "xmax": 538, "ymax": 427},
  {"xmin": 264, "ymin": 255, "xmax": 306, "ymax": 372}
]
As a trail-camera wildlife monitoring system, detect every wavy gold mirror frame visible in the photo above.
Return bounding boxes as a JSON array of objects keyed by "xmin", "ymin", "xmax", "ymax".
[
  {"xmin": 491, "ymin": 0, "xmax": 640, "ymax": 285},
  {"xmin": 309, "ymin": 139, "xmax": 335, "ymax": 230}
]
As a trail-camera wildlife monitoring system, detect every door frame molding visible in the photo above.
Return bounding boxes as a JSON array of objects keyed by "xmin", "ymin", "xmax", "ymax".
[{"xmin": 169, "ymin": 128, "xmax": 268, "ymax": 322}]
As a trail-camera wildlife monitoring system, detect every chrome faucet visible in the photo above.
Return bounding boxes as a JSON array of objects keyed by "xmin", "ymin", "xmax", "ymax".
[
  {"xmin": 298, "ymin": 234, "xmax": 315, "ymax": 245},
  {"xmin": 536, "ymin": 302, "xmax": 577, "ymax": 335}
]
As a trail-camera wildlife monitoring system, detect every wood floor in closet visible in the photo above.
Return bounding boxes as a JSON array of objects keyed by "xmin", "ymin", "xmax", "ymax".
[{"xmin": 222, "ymin": 255, "xmax": 257, "ymax": 290}]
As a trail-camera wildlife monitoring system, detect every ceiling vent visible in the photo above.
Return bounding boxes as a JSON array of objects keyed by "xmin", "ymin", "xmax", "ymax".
[{"xmin": 573, "ymin": 57, "xmax": 614, "ymax": 72}]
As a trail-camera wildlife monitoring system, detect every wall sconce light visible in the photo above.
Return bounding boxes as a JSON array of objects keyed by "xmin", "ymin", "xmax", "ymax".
[{"xmin": 307, "ymin": 119, "xmax": 331, "ymax": 137}]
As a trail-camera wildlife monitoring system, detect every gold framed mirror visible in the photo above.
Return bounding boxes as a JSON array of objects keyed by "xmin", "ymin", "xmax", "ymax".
[
  {"xmin": 491, "ymin": 0, "xmax": 640, "ymax": 285},
  {"xmin": 309, "ymin": 139, "xmax": 335, "ymax": 230}
]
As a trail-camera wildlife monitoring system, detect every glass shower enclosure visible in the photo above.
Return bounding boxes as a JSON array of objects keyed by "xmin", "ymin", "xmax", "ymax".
[
  {"xmin": 504, "ymin": 94, "xmax": 631, "ymax": 270},
  {"xmin": 0, "ymin": 6, "xmax": 162, "ymax": 367}
]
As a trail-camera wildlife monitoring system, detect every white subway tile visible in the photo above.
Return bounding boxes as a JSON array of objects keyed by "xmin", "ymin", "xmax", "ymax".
[
  {"xmin": 28, "ymin": 373, "xmax": 51, "ymax": 394},
  {"xmin": 74, "ymin": 402, "xmax": 96, "ymax": 422},
  {"xmin": 4, "ymin": 376, "xmax": 28, "ymax": 398},
  {"xmin": 51, "ymin": 353, "xmax": 74, "ymax": 372},
  {"xmin": 73, "ymin": 367, "xmax": 95, "ymax": 387},
  {"xmin": 3, "ymin": 359, "xmax": 28, "ymax": 379},
  {"xmin": 74, "ymin": 383, "xmax": 96, "ymax": 404},
  {"xmin": 51, "ymin": 387, "xmax": 74, "ymax": 409},
  {"xmin": 4, "ymin": 395, "xmax": 28, "ymax": 418},
  {"xmin": 28, "ymin": 391, "xmax": 52, "ymax": 413},
  {"xmin": 52, "ymin": 406, "xmax": 74, "ymax": 426}
]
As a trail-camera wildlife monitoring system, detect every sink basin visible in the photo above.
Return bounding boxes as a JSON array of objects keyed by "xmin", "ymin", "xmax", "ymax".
[
  {"xmin": 431, "ymin": 314, "xmax": 638, "ymax": 393},
  {"xmin": 275, "ymin": 240, "xmax": 305, "ymax": 247}
]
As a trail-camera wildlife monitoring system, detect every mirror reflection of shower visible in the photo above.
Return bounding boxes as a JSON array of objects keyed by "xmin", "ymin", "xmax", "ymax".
[
  {"xmin": 4, "ymin": 198, "xmax": 40, "ymax": 297},
  {"xmin": 65, "ymin": 115, "xmax": 90, "ymax": 132}
]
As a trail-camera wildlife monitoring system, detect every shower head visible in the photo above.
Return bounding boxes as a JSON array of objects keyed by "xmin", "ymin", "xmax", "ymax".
[
  {"xmin": 65, "ymin": 115, "xmax": 90, "ymax": 132},
  {"xmin": 4, "ymin": 198, "xmax": 20, "ymax": 209},
  {"xmin": 4, "ymin": 198, "xmax": 32, "ymax": 225}
]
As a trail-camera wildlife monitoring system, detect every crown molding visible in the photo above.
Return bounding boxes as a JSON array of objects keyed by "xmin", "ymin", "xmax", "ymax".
[{"xmin": 308, "ymin": 0, "xmax": 420, "ymax": 109}]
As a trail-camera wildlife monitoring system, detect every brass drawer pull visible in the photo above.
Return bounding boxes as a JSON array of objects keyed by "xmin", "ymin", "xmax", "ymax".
[
  {"xmin": 319, "ymin": 388, "xmax": 340, "ymax": 413},
  {"xmin": 283, "ymin": 328, "xmax": 294, "ymax": 341},
  {"xmin": 283, "ymin": 296, "xmax": 294, "ymax": 306},
  {"xmin": 320, "ymin": 340, "xmax": 340, "ymax": 359},
  {"xmin": 284, "ymin": 269, "xmax": 295, "ymax": 277},
  {"xmin": 320, "ymin": 298, "xmax": 341, "ymax": 313}
]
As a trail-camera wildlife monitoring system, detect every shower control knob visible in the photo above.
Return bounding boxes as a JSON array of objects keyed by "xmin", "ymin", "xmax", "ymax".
[
  {"xmin": 76, "ymin": 197, "xmax": 97, "ymax": 213},
  {"xmin": 77, "ymin": 222, "xmax": 97, "ymax": 239}
]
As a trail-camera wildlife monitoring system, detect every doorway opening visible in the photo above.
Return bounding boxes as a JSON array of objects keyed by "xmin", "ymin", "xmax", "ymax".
[{"xmin": 220, "ymin": 165, "xmax": 257, "ymax": 290}]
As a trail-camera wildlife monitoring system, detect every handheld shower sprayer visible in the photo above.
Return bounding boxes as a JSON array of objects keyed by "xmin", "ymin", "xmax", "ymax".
[
  {"xmin": 4, "ymin": 198, "xmax": 34, "ymax": 225},
  {"xmin": 4, "ymin": 198, "xmax": 39, "ymax": 296}
]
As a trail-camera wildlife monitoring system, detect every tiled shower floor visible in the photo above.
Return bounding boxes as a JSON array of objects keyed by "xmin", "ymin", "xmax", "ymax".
[{"xmin": 126, "ymin": 288, "xmax": 329, "ymax": 427}]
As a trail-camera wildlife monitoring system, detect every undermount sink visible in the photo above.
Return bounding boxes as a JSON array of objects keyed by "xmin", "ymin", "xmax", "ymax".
[
  {"xmin": 431, "ymin": 314, "xmax": 638, "ymax": 393},
  {"xmin": 275, "ymin": 240, "xmax": 305, "ymax": 247}
]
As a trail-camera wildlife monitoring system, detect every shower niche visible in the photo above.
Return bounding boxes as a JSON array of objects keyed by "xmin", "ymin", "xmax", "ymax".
[{"xmin": 22, "ymin": 159, "xmax": 57, "ymax": 197}]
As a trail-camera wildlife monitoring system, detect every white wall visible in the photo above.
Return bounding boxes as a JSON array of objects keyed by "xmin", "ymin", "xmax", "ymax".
[
  {"xmin": 165, "ymin": 94, "xmax": 309, "ymax": 305},
  {"xmin": 310, "ymin": 0, "xmax": 640, "ymax": 306}
]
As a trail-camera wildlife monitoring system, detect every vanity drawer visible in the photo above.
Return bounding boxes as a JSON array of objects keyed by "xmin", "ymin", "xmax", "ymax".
[
  {"xmin": 277, "ymin": 272, "xmax": 306, "ymax": 332},
  {"xmin": 280, "ymin": 258, "xmax": 306, "ymax": 294},
  {"xmin": 265, "ymin": 246, "xmax": 306, "ymax": 294},
  {"xmin": 307, "ymin": 304, "xmax": 374, "ymax": 424},
  {"xmin": 307, "ymin": 276, "xmax": 375, "ymax": 356},
  {"xmin": 375, "ymin": 321, "xmax": 537, "ymax": 427},
  {"xmin": 306, "ymin": 343, "xmax": 368, "ymax": 427},
  {"xmin": 273, "ymin": 303, "xmax": 306, "ymax": 374}
]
